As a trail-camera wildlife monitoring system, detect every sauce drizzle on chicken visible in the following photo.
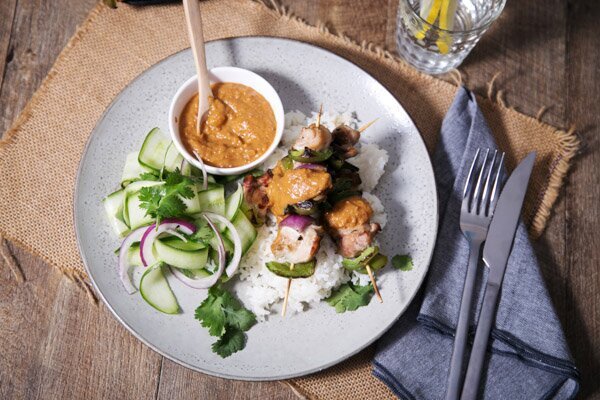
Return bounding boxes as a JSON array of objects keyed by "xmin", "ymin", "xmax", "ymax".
[
  {"xmin": 325, "ymin": 196, "xmax": 373, "ymax": 230},
  {"xmin": 267, "ymin": 163, "xmax": 332, "ymax": 217}
]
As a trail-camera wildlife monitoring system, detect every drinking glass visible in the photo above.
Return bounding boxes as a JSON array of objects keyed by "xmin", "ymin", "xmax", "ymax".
[{"xmin": 396, "ymin": 0, "xmax": 506, "ymax": 74}]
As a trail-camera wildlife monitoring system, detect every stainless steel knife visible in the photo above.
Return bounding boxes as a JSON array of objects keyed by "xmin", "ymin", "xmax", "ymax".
[{"xmin": 460, "ymin": 152, "xmax": 536, "ymax": 400}]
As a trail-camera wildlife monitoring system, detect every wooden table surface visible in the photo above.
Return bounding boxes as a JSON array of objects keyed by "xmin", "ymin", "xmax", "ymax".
[{"xmin": 1, "ymin": 0, "xmax": 598, "ymax": 398}]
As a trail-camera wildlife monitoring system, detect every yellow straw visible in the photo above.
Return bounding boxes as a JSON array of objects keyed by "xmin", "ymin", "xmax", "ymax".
[
  {"xmin": 436, "ymin": 0, "xmax": 452, "ymax": 54},
  {"xmin": 415, "ymin": 0, "xmax": 443, "ymax": 40}
]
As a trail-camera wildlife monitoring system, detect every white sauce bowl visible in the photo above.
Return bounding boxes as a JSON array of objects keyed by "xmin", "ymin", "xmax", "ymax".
[{"xmin": 169, "ymin": 66, "xmax": 285, "ymax": 176}]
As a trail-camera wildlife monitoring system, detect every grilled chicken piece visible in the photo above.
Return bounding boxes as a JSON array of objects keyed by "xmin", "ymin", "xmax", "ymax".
[
  {"xmin": 293, "ymin": 123, "xmax": 332, "ymax": 151},
  {"xmin": 332, "ymin": 124, "xmax": 360, "ymax": 146},
  {"xmin": 271, "ymin": 225, "xmax": 324, "ymax": 264},
  {"xmin": 324, "ymin": 196, "xmax": 379, "ymax": 258},
  {"xmin": 324, "ymin": 196, "xmax": 373, "ymax": 230},
  {"xmin": 332, "ymin": 223, "xmax": 381, "ymax": 258},
  {"xmin": 332, "ymin": 125, "xmax": 360, "ymax": 159},
  {"xmin": 242, "ymin": 172, "xmax": 272, "ymax": 223}
]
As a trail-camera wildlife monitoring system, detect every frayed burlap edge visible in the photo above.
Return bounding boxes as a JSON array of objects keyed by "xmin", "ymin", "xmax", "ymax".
[
  {"xmin": 482, "ymin": 74, "xmax": 581, "ymax": 238},
  {"xmin": 286, "ymin": 381, "xmax": 312, "ymax": 400},
  {"xmin": 0, "ymin": 3, "xmax": 105, "ymax": 302},
  {"xmin": 252, "ymin": 0, "xmax": 580, "ymax": 239},
  {"xmin": 529, "ymin": 126, "xmax": 579, "ymax": 237}
]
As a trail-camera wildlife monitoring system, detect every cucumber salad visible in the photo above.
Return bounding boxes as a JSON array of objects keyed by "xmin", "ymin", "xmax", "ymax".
[{"xmin": 104, "ymin": 127, "xmax": 259, "ymax": 357}]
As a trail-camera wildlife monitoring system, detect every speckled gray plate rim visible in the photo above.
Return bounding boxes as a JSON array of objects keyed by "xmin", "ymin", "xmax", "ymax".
[{"xmin": 74, "ymin": 37, "xmax": 438, "ymax": 381}]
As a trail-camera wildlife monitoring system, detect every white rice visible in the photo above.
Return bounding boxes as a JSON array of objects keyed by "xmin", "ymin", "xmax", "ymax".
[
  {"xmin": 348, "ymin": 144, "xmax": 389, "ymax": 192},
  {"xmin": 234, "ymin": 111, "xmax": 388, "ymax": 319}
]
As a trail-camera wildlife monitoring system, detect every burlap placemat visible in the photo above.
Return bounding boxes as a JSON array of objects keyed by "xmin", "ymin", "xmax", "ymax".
[{"xmin": 0, "ymin": 1, "xmax": 579, "ymax": 398}]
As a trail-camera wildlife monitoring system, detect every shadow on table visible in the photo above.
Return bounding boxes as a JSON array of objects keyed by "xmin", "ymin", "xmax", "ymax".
[
  {"xmin": 533, "ymin": 235, "xmax": 600, "ymax": 398},
  {"xmin": 461, "ymin": 0, "xmax": 563, "ymax": 69}
]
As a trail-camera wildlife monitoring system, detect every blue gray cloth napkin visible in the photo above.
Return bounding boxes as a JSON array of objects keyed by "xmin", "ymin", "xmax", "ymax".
[{"xmin": 373, "ymin": 87, "xmax": 580, "ymax": 400}]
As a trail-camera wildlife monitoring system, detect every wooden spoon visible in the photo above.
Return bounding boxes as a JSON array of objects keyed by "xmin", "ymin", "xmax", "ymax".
[{"xmin": 182, "ymin": 0, "xmax": 212, "ymax": 132}]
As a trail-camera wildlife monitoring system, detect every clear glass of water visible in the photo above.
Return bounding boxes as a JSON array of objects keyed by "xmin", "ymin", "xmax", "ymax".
[{"xmin": 396, "ymin": 0, "xmax": 506, "ymax": 74}]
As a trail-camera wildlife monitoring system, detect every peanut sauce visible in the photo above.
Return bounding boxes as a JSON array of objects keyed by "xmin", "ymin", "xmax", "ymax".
[
  {"xmin": 179, "ymin": 82, "xmax": 276, "ymax": 168},
  {"xmin": 324, "ymin": 196, "xmax": 373, "ymax": 230},
  {"xmin": 267, "ymin": 163, "xmax": 332, "ymax": 216}
]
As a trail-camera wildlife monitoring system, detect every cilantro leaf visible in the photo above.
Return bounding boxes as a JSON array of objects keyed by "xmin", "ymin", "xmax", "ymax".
[
  {"xmin": 138, "ymin": 186, "xmax": 162, "ymax": 217},
  {"xmin": 326, "ymin": 283, "xmax": 374, "ymax": 313},
  {"xmin": 157, "ymin": 194, "xmax": 187, "ymax": 218},
  {"xmin": 138, "ymin": 168, "xmax": 195, "ymax": 221},
  {"xmin": 211, "ymin": 327, "xmax": 245, "ymax": 358},
  {"xmin": 164, "ymin": 170, "xmax": 195, "ymax": 199},
  {"xmin": 392, "ymin": 254, "xmax": 413, "ymax": 271},
  {"xmin": 195, "ymin": 286, "xmax": 256, "ymax": 358},
  {"xmin": 194, "ymin": 288, "xmax": 226, "ymax": 337},
  {"xmin": 218, "ymin": 287, "xmax": 256, "ymax": 331},
  {"xmin": 224, "ymin": 305, "xmax": 256, "ymax": 332},
  {"xmin": 189, "ymin": 220, "xmax": 214, "ymax": 243}
]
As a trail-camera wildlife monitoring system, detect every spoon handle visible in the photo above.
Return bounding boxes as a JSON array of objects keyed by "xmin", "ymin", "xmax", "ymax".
[{"xmin": 182, "ymin": 0, "xmax": 212, "ymax": 126}]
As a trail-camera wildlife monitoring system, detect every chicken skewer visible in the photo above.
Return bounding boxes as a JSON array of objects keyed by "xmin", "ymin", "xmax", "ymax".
[
  {"xmin": 244, "ymin": 107, "xmax": 332, "ymax": 316},
  {"xmin": 324, "ymin": 195, "xmax": 384, "ymax": 302},
  {"xmin": 280, "ymin": 105, "xmax": 326, "ymax": 316},
  {"xmin": 327, "ymin": 121, "xmax": 385, "ymax": 302},
  {"xmin": 243, "ymin": 112, "xmax": 385, "ymax": 312}
]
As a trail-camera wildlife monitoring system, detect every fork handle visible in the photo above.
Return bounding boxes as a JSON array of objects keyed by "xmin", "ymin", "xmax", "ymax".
[
  {"xmin": 444, "ymin": 240, "xmax": 482, "ymax": 400},
  {"xmin": 460, "ymin": 282, "xmax": 501, "ymax": 400}
]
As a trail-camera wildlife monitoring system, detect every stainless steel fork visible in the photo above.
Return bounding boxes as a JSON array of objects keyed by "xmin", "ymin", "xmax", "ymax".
[{"xmin": 444, "ymin": 148, "xmax": 505, "ymax": 400}]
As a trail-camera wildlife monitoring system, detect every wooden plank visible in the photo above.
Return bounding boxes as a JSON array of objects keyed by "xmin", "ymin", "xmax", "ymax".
[
  {"xmin": 565, "ymin": 0, "xmax": 600, "ymax": 397},
  {"xmin": 0, "ymin": 245, "xmax": 162, "ymax": 400},
  {"xmin": 156, "ymin": 359, "xmax": 298, "ymax": 400},
  {"xmin": 279, "ymin": 0, "xmax": 390, "ymax": 44},
  {"xmin": 453, "ymin": 0, "xmax": 568, "ymax": 127},
  {"xmin": 0, "ymin": 1, "xmax": 163, "ymax": 399},
  {"xmin": 0, "ymin": 0, "xmax": 98, "ymax": 136},
  {"xmin": 0, "ymin": 245, "xmax": 61, "ymax": 400},
  {"xmin": 0, "ymin": 0, "xmax": 17, "ymax": 91}
]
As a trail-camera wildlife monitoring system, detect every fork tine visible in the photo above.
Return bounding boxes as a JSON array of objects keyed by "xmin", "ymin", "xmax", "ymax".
[
  {"xmin": 471, "ymin": 148, "xmax": 490, "ymax": 212},
  {"xmin": 479, "ymin": 150, "xmax": 498, "ymax": 215},
  {"xmin": 463, "ymin": 148, "xmax": 481, "ymax": 199},
  {"xmin": 489, "ymin": 152, "xmax": 505, "ymax": 212}
]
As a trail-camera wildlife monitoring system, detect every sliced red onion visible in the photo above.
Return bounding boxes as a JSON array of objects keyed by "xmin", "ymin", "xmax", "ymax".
[
  {"xmin": 279, "ymin": 214, "xmax": 315, "ymax": 232},
  {"xmin": 118, "ymin": 226, "xmax": 147, "ymax": 294},
  {"xmin": 202, "ymin": 214, "xmax": 227, "ymax": 279},
  {"xmin": 193, "ymin": 151, "xmax": 208, "ymax": 191},
  {"xmin": 170, "ymin": 264, "xmax": 224, "ymax": 289},
  {"xmin": 140, "ymin": 219, "xmax": 196, "ymax": 267},
  {"xmin": 295, "ymin": 163, "xmax": 327, "ymax": 171},
  {"xmin": 202, "ymin": 212, "xmax": 242, "ymax": 278}
]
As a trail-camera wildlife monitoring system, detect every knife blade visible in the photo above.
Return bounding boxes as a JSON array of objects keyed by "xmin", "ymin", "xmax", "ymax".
[
  {"xmin": 460, "ymin": 151, "xmax": 536, "ymax": 400},
  {"xmin": 483, "ymin": 152, "xmax": 536, "ymax": 284}
]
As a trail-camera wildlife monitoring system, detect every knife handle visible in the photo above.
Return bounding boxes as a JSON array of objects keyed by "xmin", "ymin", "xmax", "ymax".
[{"xmin": 460, "ymin": 282, "xmax": 500, "ymax": 400}]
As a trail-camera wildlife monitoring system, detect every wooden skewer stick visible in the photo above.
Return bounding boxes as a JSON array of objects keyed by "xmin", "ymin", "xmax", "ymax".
[
  {"xmin": 358, "ymin": 118, "xmax": 379, "ymax": 133},
  {"xmin": 281, "ymin": 263, "xmax": 295, "ymax": 317},
  {"xmin": 365, "ymin": 264, "xmax": 383, "ymax": 303},
  {"xmin": 316, "ymin": 104, "xmax": 323, "ymax": 128}
]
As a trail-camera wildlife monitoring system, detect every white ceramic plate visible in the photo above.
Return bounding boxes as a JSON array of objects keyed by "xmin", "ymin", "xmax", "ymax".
[{"xmin": 74, "ymin": 37, "xmax": 438, "ymax": 381}]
